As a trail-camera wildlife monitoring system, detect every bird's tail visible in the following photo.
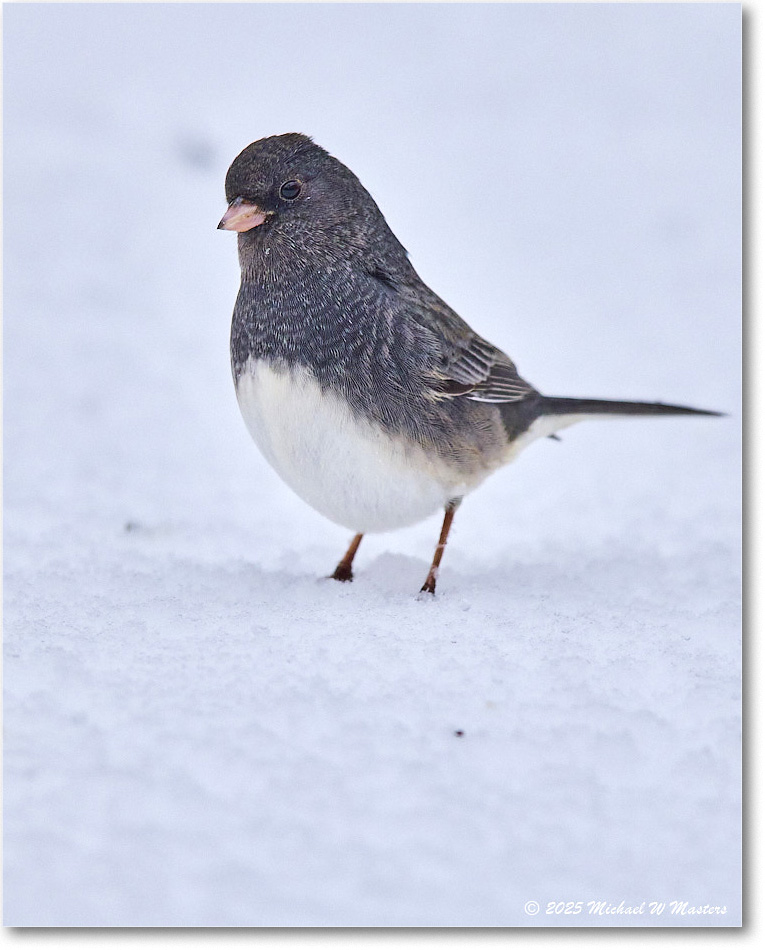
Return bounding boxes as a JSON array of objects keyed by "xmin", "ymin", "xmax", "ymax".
[
  {"xmin": 497, "ymin": 394, "xmax": 722, "ymax": 453},
  {"xmin": 538, "ymin": 396, "xmax": 722, "ymax": 418}
]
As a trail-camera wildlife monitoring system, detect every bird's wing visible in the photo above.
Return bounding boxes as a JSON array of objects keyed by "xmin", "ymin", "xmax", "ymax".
[
  {"xmin": 435, "ymin": 334, "xmax": 537, "ymax": 403},
  {"xmin": 407, "ymin": 284, "xmax": 538, "ymax": 404}
]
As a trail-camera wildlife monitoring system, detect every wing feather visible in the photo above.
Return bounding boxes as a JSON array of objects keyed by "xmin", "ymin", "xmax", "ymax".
[
  {"xmin": 440, "ymin": 336, "xmax": 537, "ymax": 403},
  {"xmin": 369, "ymin": 262, "xmax": 538, "ymax": 405}
]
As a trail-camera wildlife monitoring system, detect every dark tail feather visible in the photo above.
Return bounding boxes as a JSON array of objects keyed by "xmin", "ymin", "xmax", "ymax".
[{"xmin": 539, "ymin": 396, "xmax": 723, "ymax": 418}]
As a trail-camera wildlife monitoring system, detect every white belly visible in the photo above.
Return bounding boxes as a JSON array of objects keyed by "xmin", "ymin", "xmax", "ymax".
[{"xmin": 235, "ymin": 360, "xmax": 475, "ymax": 533}]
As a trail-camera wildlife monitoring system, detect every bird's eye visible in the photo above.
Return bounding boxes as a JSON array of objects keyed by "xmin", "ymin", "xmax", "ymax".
[{"xmin": 279, "ymin": 180, "xmax": 302, "ymax": 200}]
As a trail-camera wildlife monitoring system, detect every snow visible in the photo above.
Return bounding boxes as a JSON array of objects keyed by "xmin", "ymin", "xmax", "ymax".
[{"xmin": 3, "ymin": 2, "xmax": 741, "ymax": 928}]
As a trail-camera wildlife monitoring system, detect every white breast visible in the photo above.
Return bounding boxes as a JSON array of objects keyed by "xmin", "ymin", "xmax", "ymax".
[{"xmin": 235, "ymin": 360, "xmax": 476, "ymax": 533}]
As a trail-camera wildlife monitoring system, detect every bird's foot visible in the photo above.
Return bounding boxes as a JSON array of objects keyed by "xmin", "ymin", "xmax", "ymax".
[
  {"xmin": 330, "ymin": 563, "xmax": 354, "ymax": 583},
  {"xmin": 418, "ymin": 572, "xmax": 437, "ymax": 597}
]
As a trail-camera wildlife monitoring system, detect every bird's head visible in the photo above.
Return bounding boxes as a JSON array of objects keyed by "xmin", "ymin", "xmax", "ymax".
[{"xmin": 218, "ymin": 133, "xmax": 407, "ymax": 270}]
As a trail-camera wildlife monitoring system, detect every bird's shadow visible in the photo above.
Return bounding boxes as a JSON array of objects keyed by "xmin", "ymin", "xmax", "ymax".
[{"xmin": 120, "ymin": 518, "xmax": 702, "ymax": 613}]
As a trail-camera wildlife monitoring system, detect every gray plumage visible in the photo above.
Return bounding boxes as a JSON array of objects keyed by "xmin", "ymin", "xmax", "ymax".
[{"xmin": 221, "ymin": 132, "xmax": 719, "ymax": 593}]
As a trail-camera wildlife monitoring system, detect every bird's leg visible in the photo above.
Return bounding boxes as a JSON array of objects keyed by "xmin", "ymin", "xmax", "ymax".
[
  {"xmin": 420, "ymin": 499, "xmax": 461, "ymax": 595},
  {"xmin": 331, "ymin": 533, "xmax": 364, "ymax": 582}
]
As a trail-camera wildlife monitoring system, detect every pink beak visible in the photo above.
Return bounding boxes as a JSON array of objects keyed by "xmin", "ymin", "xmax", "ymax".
[{"xmin": 217, "ymin": 197, "xmax": 269, "ymax": 232}]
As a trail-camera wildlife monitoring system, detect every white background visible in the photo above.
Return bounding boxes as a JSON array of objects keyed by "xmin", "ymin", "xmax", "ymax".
[{"xmin": 3, "ymin": 1, "xmax": 741, "ymax": 928}]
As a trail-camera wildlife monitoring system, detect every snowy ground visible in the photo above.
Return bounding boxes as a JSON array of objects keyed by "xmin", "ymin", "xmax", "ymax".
[{"xmin": 3, "ymin": 2, "xmax": 741, "ymax": 928}]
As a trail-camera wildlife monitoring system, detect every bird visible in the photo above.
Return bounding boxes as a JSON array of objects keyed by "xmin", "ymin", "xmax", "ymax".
[{"xmin": 218, "ymin": 133, "xmax": 719, "ymax": 595}]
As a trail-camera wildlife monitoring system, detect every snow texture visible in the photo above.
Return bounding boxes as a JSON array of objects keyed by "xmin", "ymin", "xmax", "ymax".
[{"xmin": 3, "ymin": 2, "xmax": 741, "ymax": 928}]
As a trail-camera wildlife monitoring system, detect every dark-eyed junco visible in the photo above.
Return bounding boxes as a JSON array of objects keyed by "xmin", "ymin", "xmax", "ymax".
[{"xmin": 219, "ymin": 133, "xmax": 719, "ymax": 595}]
